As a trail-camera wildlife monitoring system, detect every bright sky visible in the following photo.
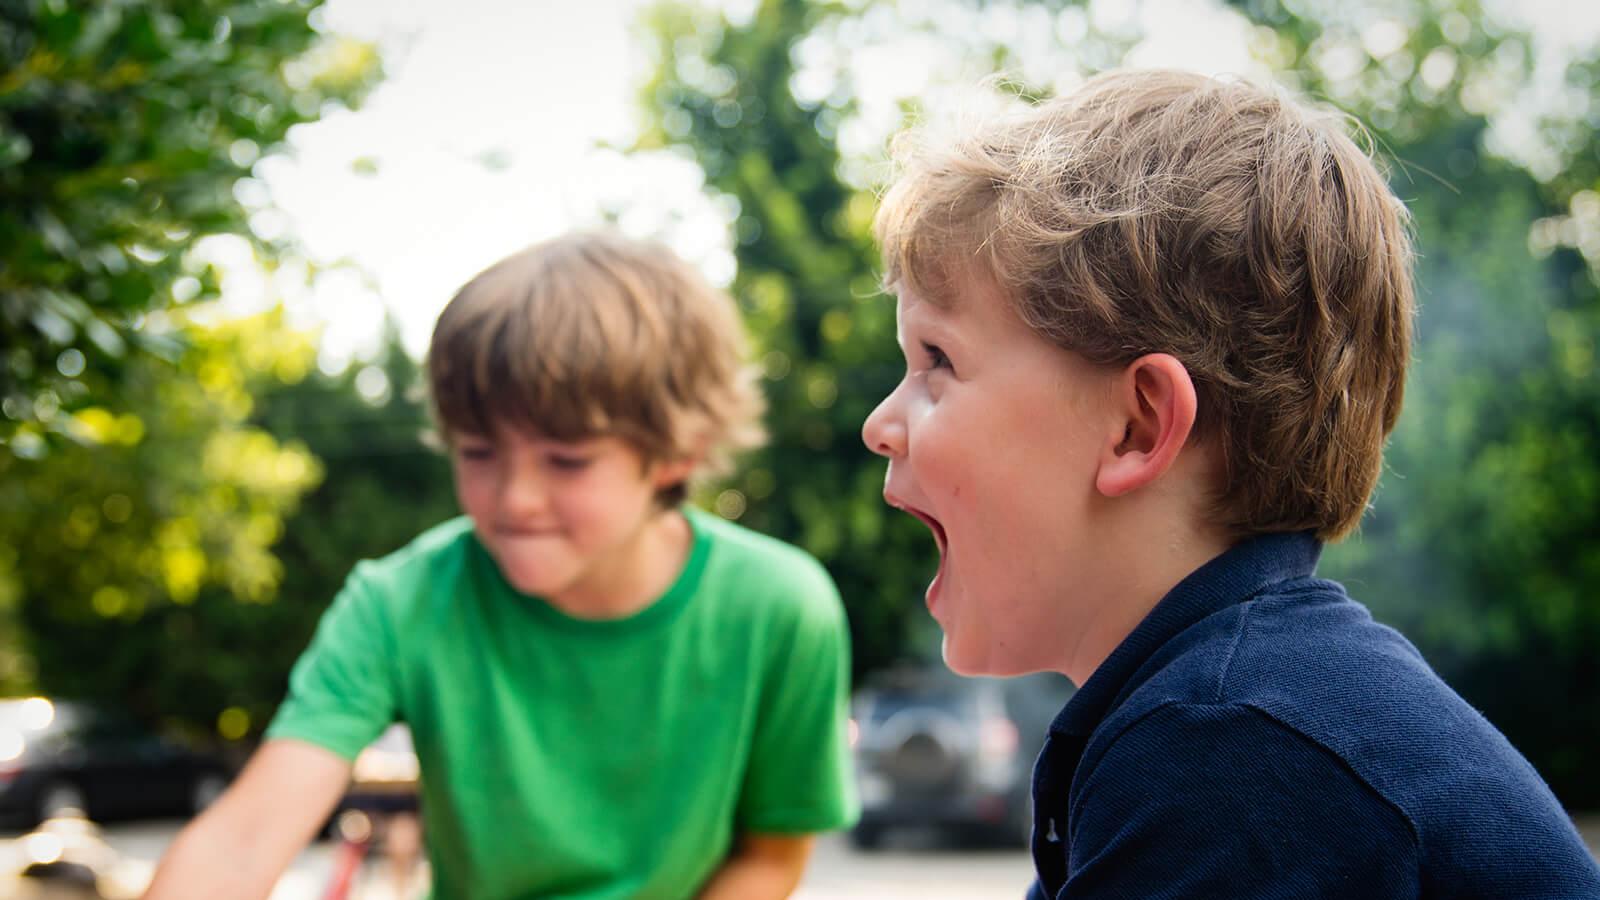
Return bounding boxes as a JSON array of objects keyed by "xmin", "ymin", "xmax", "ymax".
[
  {"xmin": 216, "ymin": 0, "xmax": 1596, "ymax": 371},
  {"xmin": 235, "ymin": 0, "xmax": 725, "ymax": 371}
]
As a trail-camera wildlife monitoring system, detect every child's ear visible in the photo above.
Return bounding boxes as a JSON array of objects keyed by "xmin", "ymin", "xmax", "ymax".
[
  {"xmin": 1094, "ymin": 353, "xmax": 1198, "ymax": 498},
  {"xmin": 650, "ymin": 456, "xmax": 698, "ymax": 491}
]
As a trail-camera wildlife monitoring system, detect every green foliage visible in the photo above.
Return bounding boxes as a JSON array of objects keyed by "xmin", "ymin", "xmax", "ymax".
[
  {"xmin": 639, "ymin": 0, "xmax": 940, "ymax": 677},
  {"xmin": 0, "ymin": 309, "xmax": 457, "ymax": 743},
  {"xmin": 1326, "ymin": 144, "xmax": 1600, "ymax": 802},
  {"xmin": 0, "ymin": 0, "xmax": 384, "ymax": 741},
  {"xmin": 0, "ymin": 308, "xmax": 323, "ymax": 717},
  {"xmin": 0, "ymin": 0, "xmax": 380, "ymax": 458},
  {"xmin": 638, "ymin": 0, "xmax": 1600, "ymax": 805}
]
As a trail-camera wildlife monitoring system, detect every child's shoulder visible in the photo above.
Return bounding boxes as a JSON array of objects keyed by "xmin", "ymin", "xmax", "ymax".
[
  {"xmin": 1103, "ymin": 579, "xmax": 1518, "ymax": 801},
  {"xmin": 344, "ymin": 515, "xmax": 480, "ymax": 596},
  {"xmin": 1139, "ymin": 577, "xmax": 1440, "ymax": 724},
  {"xmin": 1083, "ymin": 579, "xmax": 1597, "ymax": 890}
]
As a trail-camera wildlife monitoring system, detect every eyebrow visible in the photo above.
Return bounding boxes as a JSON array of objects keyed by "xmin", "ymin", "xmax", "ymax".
[{"xmin": 897, "ymin": 301, "xmax": 963, "ymax": 356}]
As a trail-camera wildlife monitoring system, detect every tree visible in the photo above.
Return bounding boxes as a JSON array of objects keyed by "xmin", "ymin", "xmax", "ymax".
[
  {"xmin": 0, "ymin": 0, "xmax": 382, "ymax": 743},
  {"xmin": 0, "ymin": 0, "xmax": 379, "ymax": 458},
  {"xmin": 0, "ymin": 307, "xmax": 460, "ymax": 744},
  {"xmin": 636, "ymin": 0, "xmax": 935, "ymax": 677},
  {"xmin": 0, "ymin": 308, "xmax": 323, "ymax": 734}
]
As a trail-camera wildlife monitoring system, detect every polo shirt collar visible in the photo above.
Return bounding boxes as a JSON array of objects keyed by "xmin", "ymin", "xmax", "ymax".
[{"xmin": 1050, "ymin": 530, "xmax": 1322, "ymax": 736}]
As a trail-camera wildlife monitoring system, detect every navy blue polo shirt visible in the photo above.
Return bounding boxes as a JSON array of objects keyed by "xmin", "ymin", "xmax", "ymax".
[{"xmin": 1027, "ymin": 532, "xmax": 1600, "ymax": 899}]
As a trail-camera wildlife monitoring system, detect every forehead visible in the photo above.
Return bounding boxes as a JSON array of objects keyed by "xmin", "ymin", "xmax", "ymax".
[
  {"xmin": 894, "ymin": 275, "xmax": 973, "ymax": 323},
  {"xmin": 893, "ymin": 278, "xmax": 1025, "ymax": 341}
]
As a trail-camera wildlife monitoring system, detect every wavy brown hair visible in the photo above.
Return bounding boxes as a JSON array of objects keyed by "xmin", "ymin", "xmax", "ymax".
[
  {"xmin": 427, "ymin": 232, "xmax": 765, "ymax": 504},
  {"xmin": 876, "ymin": 70, "xmax": 1415, "ymax": 540}
]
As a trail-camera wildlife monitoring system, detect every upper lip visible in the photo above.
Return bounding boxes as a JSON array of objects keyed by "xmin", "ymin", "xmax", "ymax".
[{"xmin": 884, "ymin": 492, "xmax": 947, "ymax": 554}]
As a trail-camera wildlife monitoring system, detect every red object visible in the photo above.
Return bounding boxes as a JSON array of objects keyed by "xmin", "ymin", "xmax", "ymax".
[{"xmin": 321, "ymin": 837, "xmax": 372, "ymax": 900}]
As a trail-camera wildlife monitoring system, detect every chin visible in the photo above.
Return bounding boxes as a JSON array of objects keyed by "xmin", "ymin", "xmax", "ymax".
[
  {"xmin": 940, "ymin": 636, "xmax": 994, "ymax": 677},
  {"xmin": 487, "ymin": 547, "xmax": 562, "ymax": 587},
  {"xmin": 497, "ymin": 563, "xmax": 561, "ymax": 597},
  {"xmin": 942, "ymin": 636, "xmax": 1045, "ymax": 679}
]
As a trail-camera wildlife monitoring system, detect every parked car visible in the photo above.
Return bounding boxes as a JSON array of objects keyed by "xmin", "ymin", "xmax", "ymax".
[
  {"xmin": 0, "ymin": 697, "xmax": 231, "ymax": 828},
  {"xmin": 849, "ymin": 665, "xmax": 1075, "ymax": 849}
]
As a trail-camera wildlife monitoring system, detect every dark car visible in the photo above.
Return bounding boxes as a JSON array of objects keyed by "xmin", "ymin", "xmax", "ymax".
[
  {"xmin": 849, "ymin": 665, "xmax": 1075, "ymax": 849},
  {"xmin": 0, "ymin": 697, "xmax": 231, "ymax": 828}
]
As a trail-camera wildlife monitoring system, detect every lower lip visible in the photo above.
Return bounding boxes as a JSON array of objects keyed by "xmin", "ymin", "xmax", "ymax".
[{"xmin": 926, "ymin": 553, "xmax": 946, "ymax": 615}]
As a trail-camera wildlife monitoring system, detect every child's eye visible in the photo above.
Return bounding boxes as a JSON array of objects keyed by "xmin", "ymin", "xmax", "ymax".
[
  {"xmin": 922, "ymin": 341, "xmax": 953, "ymax": 374},
  {"xmin": 456, "ymin": 444, "xmax": 495, "ymax": 462},
  {"xmin": 547, "ymin": 454, "xmax": 593, "ymax": 472}
]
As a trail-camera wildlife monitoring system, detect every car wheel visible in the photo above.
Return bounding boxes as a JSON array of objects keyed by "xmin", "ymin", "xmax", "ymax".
[
  {"xmin": 38, "ymin": 780, "xmax": 88, "ymax": 821},
  {"xmin": 191, "ymin": 772, "xmax": 228, "ymax": 814}
]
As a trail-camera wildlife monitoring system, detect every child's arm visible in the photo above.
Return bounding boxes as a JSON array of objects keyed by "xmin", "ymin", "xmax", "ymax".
[
  {"xmin": 695, "ymin": 833, "xmax": 815, "ymax": 900},
  {"xmin": 143, "ymin": 738, "xmax": 351, "ymax": 900}
]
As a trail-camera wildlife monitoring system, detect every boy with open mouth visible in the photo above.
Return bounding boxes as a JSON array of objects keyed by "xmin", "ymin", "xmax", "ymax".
[{"xmin": 862, "ymin": 69, "xmax": 1600, "ymax": 898}]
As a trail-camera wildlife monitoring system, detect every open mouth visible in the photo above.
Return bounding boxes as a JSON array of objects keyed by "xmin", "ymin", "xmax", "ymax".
[
  {"xmin": 900, "ymin": 505, "xmax": 948, "ymax": 557},
  {"xmin": 887, "ymin": 498, "xmax": 950, "ymax": 612}
]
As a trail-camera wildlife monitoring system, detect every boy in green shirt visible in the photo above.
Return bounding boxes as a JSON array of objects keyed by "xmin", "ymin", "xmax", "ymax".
[{"xmin": 146, "ymin": 233, "xmax": 859, "ymax": 899}]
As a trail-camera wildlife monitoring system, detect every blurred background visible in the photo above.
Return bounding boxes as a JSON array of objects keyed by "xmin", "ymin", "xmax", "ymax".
[{"xmin": 1, "ymin": 0, "xmax": 1597, "ymax": 896}]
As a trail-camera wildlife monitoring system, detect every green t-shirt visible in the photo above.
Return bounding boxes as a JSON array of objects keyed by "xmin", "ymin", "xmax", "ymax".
[{"xmin": 266, "ymin": 506, "xmax": 858, "ymax": 899}]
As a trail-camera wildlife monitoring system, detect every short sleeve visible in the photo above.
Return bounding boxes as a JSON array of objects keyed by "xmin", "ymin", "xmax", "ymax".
[
  {"xmin": 264, "ymin": 562, "xmax": 401, "ymax": 760},
  {"xmin": 736, "ymin": 565, "xmax": 860, "ymax": 834},
  {"xmin": 1054, "ymin": 703, "xmax": 1420, "ymax": 899}
]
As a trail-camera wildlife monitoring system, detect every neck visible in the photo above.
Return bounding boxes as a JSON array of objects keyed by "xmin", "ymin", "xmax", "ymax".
[
  {"xmin": 548, "ymin": 507, "xmax": 692, "ymax": 620},
  {"xmin": 1059, "ymin": 513, "xmax": 1233, "ymax": 687}
]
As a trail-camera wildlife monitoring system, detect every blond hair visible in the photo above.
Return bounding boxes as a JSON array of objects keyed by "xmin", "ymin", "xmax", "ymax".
[
  {"xmin": 876, "ymin": 70, "xmax": 1415, "ymax": 541},
  {"xmin": 427, "ymin": 232, "xmax": 765, "ymax": 502}
]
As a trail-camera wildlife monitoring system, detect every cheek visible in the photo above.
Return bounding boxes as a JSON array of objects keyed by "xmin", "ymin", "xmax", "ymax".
[
  {"xmin": 556, "ymin": 471, "xmax": 648, "ymax": 529},
  {"xmin": 933, "ymin": 441, "xmax": 1072, "ymax": 575},
  {"xmin": 921, "ymin": 423, "xmax": 1014, "ymax": 528},
  {"xmin": 452, "ymin": 468, "xmax": 497, "ymax": 518}
]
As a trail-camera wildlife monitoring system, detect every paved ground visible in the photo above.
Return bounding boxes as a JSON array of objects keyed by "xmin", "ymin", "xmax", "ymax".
[
  {"xmin": 797, "ymin": 830, "xmax": 1036, "ymax": 899},
  {"xmin": 3, "ymin": 816, "xmax": 1597, "ymax": 899},
  {"xmin": 1, "ymin": 820, "xmax": 1036, "ymax": 899}
]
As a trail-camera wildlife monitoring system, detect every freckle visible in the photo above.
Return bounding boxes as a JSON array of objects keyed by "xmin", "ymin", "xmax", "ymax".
[{"xmin": 954, "ymin": 485, "xmax": 961, "ymax": 498}]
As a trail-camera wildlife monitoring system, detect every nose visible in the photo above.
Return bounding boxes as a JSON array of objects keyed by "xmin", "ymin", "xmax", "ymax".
[
  {"xmin": 498, "ymin": 457, "xmax": 550, "ymax": 520},
  {"xmin": 862, "ymin": 382, "xmax": 907, "ymax": 459}
]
